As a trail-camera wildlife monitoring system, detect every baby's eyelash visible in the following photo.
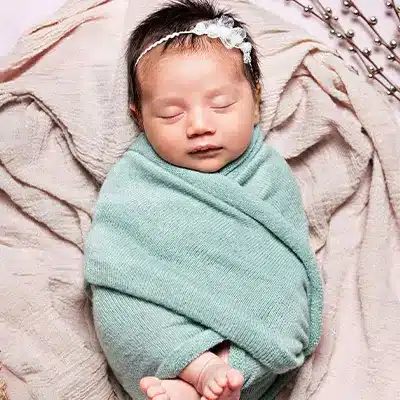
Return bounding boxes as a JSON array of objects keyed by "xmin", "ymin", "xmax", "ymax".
[
  {"xmin": 159, "ymin": 113, "xmax": 182, "ymax": 120},
  {"xmin": 213, "ymin": 102, "xmax": 236, "ymax": 110},
  {"xmin": 157, "ymin": 103, "xmax": 236, "ymax": 119}
]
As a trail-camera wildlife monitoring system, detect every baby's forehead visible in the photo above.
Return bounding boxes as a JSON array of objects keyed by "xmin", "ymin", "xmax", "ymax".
[{"xmin": 137, "ymin": 39, "xmax": 245, "ymax": 88}]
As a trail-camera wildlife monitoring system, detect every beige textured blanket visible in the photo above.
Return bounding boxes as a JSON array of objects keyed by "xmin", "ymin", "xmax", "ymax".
[{"xmin": 1, "ymin": 0, "xmax": 399, "ymax": 399}]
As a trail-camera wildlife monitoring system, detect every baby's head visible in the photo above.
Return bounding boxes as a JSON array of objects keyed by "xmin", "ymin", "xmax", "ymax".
[{"xmin": 127, "ymin": 0, "xmax": 262, "ymax": 172}]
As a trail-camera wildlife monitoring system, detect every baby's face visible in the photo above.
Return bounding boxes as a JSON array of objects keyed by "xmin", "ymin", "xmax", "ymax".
[{"xmin": 132, "ymin": 45, "xmax": 261, "ymax": 172}]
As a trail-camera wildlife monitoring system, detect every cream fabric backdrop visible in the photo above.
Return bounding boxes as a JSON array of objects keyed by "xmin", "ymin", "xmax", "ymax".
[
  {"xmin": 0, "ymin": 1, "xmax": 397, "ymax": 60},
  {"xmin": 2, "ymin": 0, "xmax": 399, "ymax": 122}
]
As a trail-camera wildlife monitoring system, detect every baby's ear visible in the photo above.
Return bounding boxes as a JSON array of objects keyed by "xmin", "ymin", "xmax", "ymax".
[
  {"xmin": 253, "ymin": 82, "xmax": 262, "ymax": 124},
  {"xmin": 129, "ymin": 104, "xmax": 143, "ymax": 130}
]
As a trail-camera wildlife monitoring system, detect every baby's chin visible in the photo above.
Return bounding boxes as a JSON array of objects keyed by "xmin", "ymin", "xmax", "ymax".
[
  {"xmin": 165, "ymin": 152, "xmax": 235, "ymax": 173},
  {"xmin": 164, "ymin": 158, "xmax": 227, "ymax": 173},
  {"xmin": 179, "ymin": 154, "xmax": 231, "ymax": 173}
]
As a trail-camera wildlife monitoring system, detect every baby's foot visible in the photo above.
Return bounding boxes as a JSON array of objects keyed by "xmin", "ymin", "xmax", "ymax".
[
  {"xmin": 140, "ymin": 376, "xmax": 201, "ymax": 400},
  {"xmin": 140, "ymin": 377, "xmax": 170, "ymax": 400},
  {"xmin": 197, "ymin": 360, "xmax": 244, "ymax": 400}
]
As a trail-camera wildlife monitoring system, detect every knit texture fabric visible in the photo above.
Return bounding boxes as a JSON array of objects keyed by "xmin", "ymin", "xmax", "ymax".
[{"xmin": 84, "ymin": 125, "xmax": 323, "ymax": 399}]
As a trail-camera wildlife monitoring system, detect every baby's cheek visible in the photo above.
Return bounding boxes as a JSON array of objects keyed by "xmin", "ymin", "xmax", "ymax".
[{"xmin": 153, "ymin": 132, "xmax": 188, "ymax": 165}]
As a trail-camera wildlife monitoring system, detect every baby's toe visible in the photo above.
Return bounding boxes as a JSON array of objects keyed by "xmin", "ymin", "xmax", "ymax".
[
  {"xmin": 208, "ymin": 378, "xmax": 224, "ymax": 395},
  {"xmin": 226, "ymin": 370, "xmax": 244, "ymax": 390},
  {"xmin": 147, "ymin": 385, "xmax": 167, "ymax": 398},
  {"xmin": 214, "ymin": 370, "xmax": 228, "ymax": 387},
  {"xmin": 140, "ymin": 377, "xmax": 162, "ymax": 393},
  {"xmin": 202, "ymin": 384, "xmax": 219, "ymax": 400}
]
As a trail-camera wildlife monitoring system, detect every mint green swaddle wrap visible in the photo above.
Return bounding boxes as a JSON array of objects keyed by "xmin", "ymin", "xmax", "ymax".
[{"xmin": 84, "ymin": 125, "xmax": 323, "ymax": 400}]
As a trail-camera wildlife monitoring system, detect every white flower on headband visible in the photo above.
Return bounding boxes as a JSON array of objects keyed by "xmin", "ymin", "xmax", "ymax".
[
  {"xmin": 134, "ymin": 15, "xmax": 253, "ymax": 68},
  {"xmin": 192, "ymin": 16, "xmax": 252, "ymax": 64}
]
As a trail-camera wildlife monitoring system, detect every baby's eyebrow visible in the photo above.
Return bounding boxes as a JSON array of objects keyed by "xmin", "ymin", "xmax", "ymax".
[
  {"xmin": 152, "ymin": 85, "xmax": 238, "ymax": 108},
  {"xmin": 152, "ymin": 97, "xmax": 184, "ymax": 108},
  {"xmin": 205, "ymin": 85, "xmax": 237, "ymax": 98}
]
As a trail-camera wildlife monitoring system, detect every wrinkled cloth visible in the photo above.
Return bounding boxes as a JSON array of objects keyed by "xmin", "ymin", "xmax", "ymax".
[
  {"xmin": 84, "ymin": 125, "xmax": 323, "ymax": 399},
  {"xmin": 1, "ymin": 0, "xmax": 399, "ymax": 399}
]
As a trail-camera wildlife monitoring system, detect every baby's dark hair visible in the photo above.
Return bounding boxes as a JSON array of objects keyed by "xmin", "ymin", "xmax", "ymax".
[{"xmin": 126, "ymin": 0, "xmax": 262, "ymax": 113}]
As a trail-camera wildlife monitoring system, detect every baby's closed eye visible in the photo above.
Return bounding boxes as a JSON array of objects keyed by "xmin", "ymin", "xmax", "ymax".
[
  {"xmin": 211, "ymin": 95, "xmax": 235, "ymax": 108},
  {"xmin": 211, "ymin": 101, "xmax": 237, "ymax": 112},
  {"xmin": 158, "ymin": 107, "xmax": 184, "ymax": 119},
  {"xmin": 159, "ymin": 113, "xmax": 182, "ymax": 120}
]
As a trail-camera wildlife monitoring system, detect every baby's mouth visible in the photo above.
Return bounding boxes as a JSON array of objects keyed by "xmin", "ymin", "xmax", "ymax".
[{"xmin": 189, "ymin": 144, "xmax": 223, "ymax": 154}]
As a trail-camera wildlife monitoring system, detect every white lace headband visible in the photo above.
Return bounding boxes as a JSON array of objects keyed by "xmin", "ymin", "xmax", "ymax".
[{"xmin": 134, "ymin": 15, "xmax": 252, "ymax": 68}]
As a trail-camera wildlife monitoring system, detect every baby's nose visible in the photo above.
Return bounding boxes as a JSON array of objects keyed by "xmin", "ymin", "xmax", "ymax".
[
  {"xmin": 186, "ymin": 109, "xmax": 216, "ymax": 138},
  {"xmin": 186, "ymin": 126, "xmax": 216, "ymax": 138}
]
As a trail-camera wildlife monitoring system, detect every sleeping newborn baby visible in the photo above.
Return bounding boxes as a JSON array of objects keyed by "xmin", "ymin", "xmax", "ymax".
[{"xmin": 84, "ymin": 1, "xmax": 323, "ymax": 400}]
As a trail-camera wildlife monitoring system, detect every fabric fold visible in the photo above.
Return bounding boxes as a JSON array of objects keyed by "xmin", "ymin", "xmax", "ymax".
[{"xmin": 85, "ymin": 126, "xmax": 323, "ymax": 399}]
